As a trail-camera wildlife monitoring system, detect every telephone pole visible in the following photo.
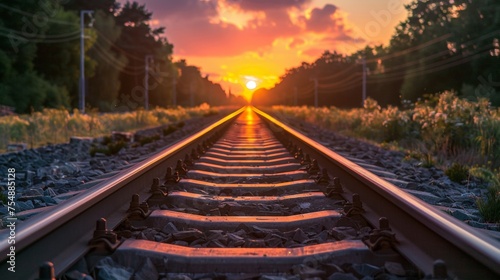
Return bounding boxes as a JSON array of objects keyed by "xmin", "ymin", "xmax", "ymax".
[
  {"xmin": 79, "ymin": 10, "xmax": 93, "ymax": 113},
  {"xmin": 293, "ymin": 86, "xmax": 298, "ymax": 106},
  {"xmin": 313, "ymin": 78, "xmax": 318, "ymax": 108},
  {"xmin": 190, "ymin": 82, "xmax": 195, "ymax": 107},
  {"xmin": 144, "ymin": 55, "xmax": 154, "ymax": 110},
  {"xmin": 172, "ymin": 76, "xmax": 177, "ymax": 107},
  {"xmin": 362, "ymin": 57, "xmax": 367, "ymax": 106}
]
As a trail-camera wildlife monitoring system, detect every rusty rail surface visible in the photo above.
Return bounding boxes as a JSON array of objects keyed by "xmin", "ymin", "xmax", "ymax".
[{"xmin": 0, "ymin": 106, "xmax": 499, "ymax": 279}]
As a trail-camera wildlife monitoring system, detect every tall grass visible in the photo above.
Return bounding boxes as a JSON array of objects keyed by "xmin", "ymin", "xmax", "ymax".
[
  {"xmin": 0, "ymin": 103, "xmax": 217, "ymax": 152},
  {"xmin": 272, "ymin": 91, "xmax": 500, "ymax": 169},
  {"xmin": 272, "ymin": 92, "xmax": 500, "ymax": 222}
]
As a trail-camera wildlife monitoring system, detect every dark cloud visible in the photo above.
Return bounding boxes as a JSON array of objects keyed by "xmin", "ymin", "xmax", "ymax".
[
  {"xmin": 303, "ymin": 4, "xmax": 339, "ymax": 33},
  {"xmin": 322, "ymin": 34, "xmax": 365, "ymax": 44},
  {"xmin": 226, "ymin": 0, "xmax": 311, "ymax": 11},
  {"xmin": 137, "ymin": 0, "xmax": 218, "ymax": 20},
  {"xmin": 119, "ymin": 1, "xmax": 359, "ymax": 57}
]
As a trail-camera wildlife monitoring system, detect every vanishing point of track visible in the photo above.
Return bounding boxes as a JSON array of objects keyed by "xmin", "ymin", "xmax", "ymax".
[{"xmin": 1, "ymin": 107, "xmax": 499, "ymax": 279}]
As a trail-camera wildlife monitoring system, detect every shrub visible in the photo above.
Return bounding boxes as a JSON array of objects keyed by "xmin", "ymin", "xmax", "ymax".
[
  {"xmin": 476, "ymin": 187, "xmax": 500, "ymax": 223},
  {"xmin": 445, "ymin": 163, "xmax": 469, "ymax": 183},
  {"xmin": 0, "ymin": 104, "xmax": 218, "ymax": 152}
]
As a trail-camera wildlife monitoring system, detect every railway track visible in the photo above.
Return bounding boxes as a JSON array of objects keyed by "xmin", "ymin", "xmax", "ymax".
[{"xmin": 1, "ymin": 107, "xmax": 499, "ymax": 279}]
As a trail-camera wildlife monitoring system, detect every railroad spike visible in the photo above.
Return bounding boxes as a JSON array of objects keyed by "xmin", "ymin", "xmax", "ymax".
[
  {"xmin": 294, "ymin": 148, "xmax": 303, "ymax": 160},
  {"xmin": 203, "ymin": 140, "xmax": 212, "ymax": 149},
  {"xmin": 37, "ymin": 261, "xmax": 55, "ymax": 280},
  {"xmin": 197, "ymin": 143, "xmax": 205, "ymax": 155},
  {"xmin": 315, "ymin": 168, "xmax": 331, "ymax": 185},
  {"xmin": 150, "ymin": 177, "xmax": 167, "ymax": 198},
  {"xmin": 344, "ymin": 193, "xmax": 364, "ymax": 216},
  {"xmin": 307, "ymin": 159, "xmax": 320, "ymax": 175},
  {"xmin": 127, "ymin": 194, "xmax": 149, "ymax": 219},
  {"xmin": 165, "ymin": 167, "xmax": 180, "ymax": 184},
  {"xmin": 191, "ymin": 148, "xmax": 200, "ymax": 160},
  {"xmin": 363, "ymin": 216, "xmax": 397, "ymax": 252},
  {"xmin": 175, "ymin": 159, "xmax": 188, "ymax": 176},
  {"xmin": 89, "ymin": 218, "xmax": 119, "ymax": 252},
  {"xmin": 325, "ymin": 177, "xmax": 344, "ymax": 197},
  {"xmin": 184, "ymin": 153, "xmax": 194, "ymax": 167},
  {"xmin": 433, "ymin": 259, "xmax": 449, "ymax": 279},
  {"xmin": 300, "ymin": 154, "xmax": 311, "ymax": 166}
]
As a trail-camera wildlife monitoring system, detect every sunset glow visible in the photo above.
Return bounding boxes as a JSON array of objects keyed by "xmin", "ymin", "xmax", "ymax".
[{"xmin": 128, "ymin": 0, "xmax": 412, "ymax": 99}]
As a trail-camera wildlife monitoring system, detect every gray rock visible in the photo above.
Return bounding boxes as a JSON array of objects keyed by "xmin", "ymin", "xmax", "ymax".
[
  {"xmin": 328, "ymin": 273, "xmax": 357, "ymax": 280},
  {"xmin": 452, "ymin": 209, "xmax": 474, "ymax": 221},
  {"xmin": 42, "ymin": 196, "xmax": 58, "ymax": 205},
  {"xmin": 161, "ymin": 222, "xmax": 179, "ymax": 234},
  {"xmin": 133, "ymin": 258, "xmax": 158, "ymax": 280},
  {"xmin": 350, "ymin": 263, "xmax": 381, "ymax": 277},
  {"xmin": 331, "ymin": 227, "xmax": 357, "ymax": 240},
  {"xmin": 64, "ymin": 270, "xmax": 93, "ymax": 280},
  {"xmin": 96, "ymin": 257, "xmax": 133, "ymax": 280},
  {"xmin": 173, "ymin": 229, "xmax": 204, "ymax": 242},
  {"xmin": 384, "ymin": 262, "xmax": 406, "ymax": 276},
  {"xmin": 44, "ymin": 187, "xmax": 57, "ymax": 197},
  {"xmin": 17, "ymin": 200, "xmax": 35, "ymax": 211},
  {"xmin": 244, "ymin": 238, "xmax": 266, "ymax": 247}
]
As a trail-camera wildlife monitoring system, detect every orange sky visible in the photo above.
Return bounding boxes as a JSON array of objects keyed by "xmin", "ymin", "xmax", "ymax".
[{"xmin": 131, "ymin": 0, "xmax": 412, "ymax": 100}]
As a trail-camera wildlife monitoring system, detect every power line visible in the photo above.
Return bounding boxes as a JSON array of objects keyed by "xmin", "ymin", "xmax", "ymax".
[{"xmin": 0, "ymin": 3, "xmax": 78, "ymax": 26}]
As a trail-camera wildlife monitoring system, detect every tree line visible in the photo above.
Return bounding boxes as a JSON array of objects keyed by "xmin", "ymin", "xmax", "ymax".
[
  {"xmin": 252, "ymin": 0, "xmax": 500, "ymax": 108},
  {"xmin": 0, "ymin": 0, "xmax": 245, "ymax": 113}
]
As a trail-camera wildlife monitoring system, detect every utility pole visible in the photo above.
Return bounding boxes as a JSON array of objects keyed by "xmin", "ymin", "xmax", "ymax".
[
  {"xmin": 362, "ymin": 57, "xmax": 367, "ymax": 107},
  {"xmin": 79, "ymin": 10, "xmax": 93, "ymax": 113},
  {"xmin": 313, "ymin": 78, "xmax": 318, "ymax": 108},
  {"xmin": 190, "ymin": 82, "xmax": 194, "ymax": 107},
  {"xmin": 172, "ymin": 76, "xmax": 177, "ymax": 107},
  {"xmin": 144, "ymin": 55, "xmax": 154, "ymax": 110},
  {"xmin": 293, "ymin": 86, "xmax": 298, "ymax": 106}
]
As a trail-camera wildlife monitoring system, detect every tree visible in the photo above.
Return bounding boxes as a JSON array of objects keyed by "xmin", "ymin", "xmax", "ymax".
[
  {"xmin": 87, "ymin": 11, "xmax": 127, "ymax": 111},
  {"xmin": 0, "ymin": 0, "xmax": 72, "ymax": 112}
]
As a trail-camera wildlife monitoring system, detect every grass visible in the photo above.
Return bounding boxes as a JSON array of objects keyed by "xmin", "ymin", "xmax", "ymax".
[
  {"xmin": 0, "ymin": 103, "xmax": 218, "ymax": 152},
  {"xmin": 270, "ymin": 91, "xmax": 500, "ymax": 223}
]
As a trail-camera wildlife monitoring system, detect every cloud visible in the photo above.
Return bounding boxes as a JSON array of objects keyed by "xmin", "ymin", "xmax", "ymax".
[
  {"xmin": 121, "ymin": 1, "xmax": 361, "ymax": 57},
  {"xmin": 322, "ymin": 34, "xmax": 365, "ymax": 44},
  {"xmin": 300, "ymin": 4, "xmax": 341, "ymax": 33},
  {"xmin": 302, "ymin": 48, "xmax": 325, "ymax": 57},
  {"xmin": 289, "ymin": 38, "xmax": 305, "ymax": 49},
  {"xmin": 225, "ymin": 0, "xmax": 311, "ymax": 11},
  {"xmin": 139, "ymin": 0, "xmax": 218, "ymax": 20}
]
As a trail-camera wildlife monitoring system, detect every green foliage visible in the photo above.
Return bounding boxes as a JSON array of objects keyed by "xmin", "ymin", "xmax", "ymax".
[
  {"xmin": 139, "ymin": 134, "xmax": 160, "ymax": 146},
  {"xmin": 162, "ymin": 125, "xmax": 177, "ymax": 136},
  {"xmin": 254, "ymin": 0, "xmax": 500, "ymax": 108},
  {"xmin": 87, "ymin": 10, "xmax": 127, "ymax": 111},
  {"xmin": 421, "ymin": 153, "xmax": 436, "ymax": 168},
  {"xmin": 445, "ymin": 163, "xmax": 469, "ymax": 183},
  {"xmin": 90, "ymin": 140, "xmax": 126, "ymax": 156},
  {"xmin": 476, "ymin": 187, "xmax": 500, "ymax": 223},
  {"xmin": 0, "ymin": 0, "xmax": 236, "ymax": 113},
  {"xmin": 0, "ymin": 193, "xmax": 7, "ymax": 204},
  {"xmin": 272, "ymin": 91, "xmax": 500, "ymax": 170}
]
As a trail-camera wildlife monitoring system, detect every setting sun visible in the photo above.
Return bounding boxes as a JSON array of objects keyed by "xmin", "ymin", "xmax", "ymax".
[{"xmin": 246, "ymin": 80, "xmax": 257, "ymax": 90}]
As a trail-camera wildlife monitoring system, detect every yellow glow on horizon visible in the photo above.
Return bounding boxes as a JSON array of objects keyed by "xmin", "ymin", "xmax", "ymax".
[
  {"xmin": 246, "ymin": 80, "xmax": 257, "ymax": 90},
  {"xmin": 170, "ymin": 1, "xmax": 412, "ymax": 101}
]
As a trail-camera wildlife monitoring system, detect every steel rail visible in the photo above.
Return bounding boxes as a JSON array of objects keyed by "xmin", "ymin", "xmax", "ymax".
[
  {"xmin": 0, "ymin": 107, "xmax": 245, "ymax": 279},
  {"xmin": 253, "ymin": 106, "xmax": 500, "ymax": 279}
]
